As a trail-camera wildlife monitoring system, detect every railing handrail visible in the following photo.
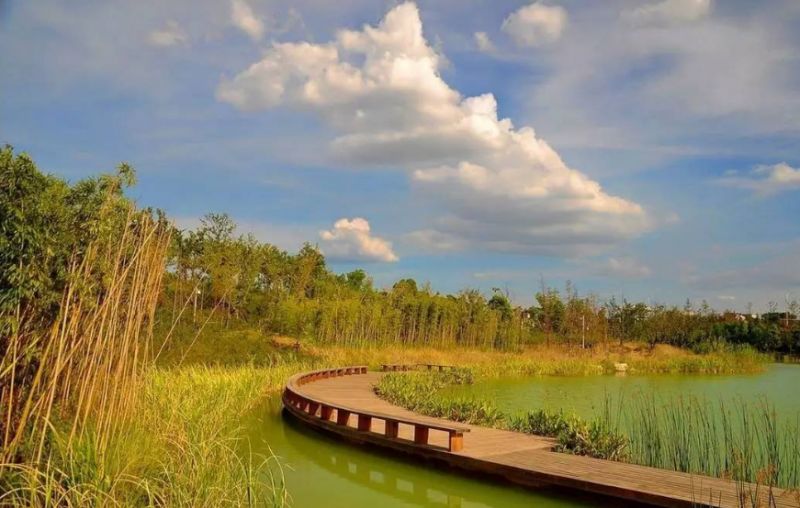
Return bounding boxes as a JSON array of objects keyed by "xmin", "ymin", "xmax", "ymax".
[{"xmin": 284, "ymin": 366, "xmax": 470, "ymax": 433}]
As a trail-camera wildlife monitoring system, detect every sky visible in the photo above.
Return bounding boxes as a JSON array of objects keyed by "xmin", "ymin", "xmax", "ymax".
[{"xmin": 1, "ymin": 0, "xmax": 799, "ymax": 311}]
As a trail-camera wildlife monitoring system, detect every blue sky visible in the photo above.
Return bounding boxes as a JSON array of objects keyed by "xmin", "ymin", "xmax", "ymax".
[{"xmin": 2, "ymin": 0, "xmax": 799, "ymax": 310}]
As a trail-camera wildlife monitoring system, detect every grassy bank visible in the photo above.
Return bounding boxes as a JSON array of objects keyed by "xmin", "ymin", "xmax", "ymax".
[
  {"xmin": 306, "ymin": 341, "xmax": 768, "ymax": 376},
  {"xmin": 374, "ymin": 370, "xmax": 800, "ymax": 494},
  {"xmin": 1, "ymin": 364, "xmax": 302, "ymax": 506}
]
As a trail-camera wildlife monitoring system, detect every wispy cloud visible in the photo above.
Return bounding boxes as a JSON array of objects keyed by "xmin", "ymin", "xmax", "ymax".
[
  {"xmin": 231, "ymin": 0, "xmax": 265, "ymax": 41},
  {"xmin": 147, "ymin": 20, "xmax": 188, "ymax": 47},
  {"xmin": 622, "ymin": 0, "xmax": 711, "ymax": 26},
  {"xmin": 717, "ymin": 163, "xmax": 800, "ymax": 196},
  {"xmin": 473, "ymin": 31, "xmax": 494, "ymax": 52},
  {"xmin": 501, "ymin": 2, "xmax": 567, "ymax": 47},
  {"xmin": 596, "ymin": 257, "xmax": 652, "ymax": 279}
]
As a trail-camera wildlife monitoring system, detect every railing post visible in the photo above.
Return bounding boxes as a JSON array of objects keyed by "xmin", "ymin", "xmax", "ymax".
[
  {"xmin": 385, "ymin": 420, "xmax": 399, "ymax": 438},
  {"xmin": 337, "ymin": 409, "xmax": 350, "ymax": 426},
  {"xmin": 449, "ymin": 432, "xmax": 464, "ymax": 452},
  {"xmin": 308, "ymin": 402, "xmax": 319, "ymax": 415},
  {"xmin": 414, "ymin": 425, "xmax": 429, "ymax": 445},
  {"xmin": 320, "ymin": 405, "xmax": 333, "ymax": 421},
  {"xmin": 357, "ymin": 414, "xmax": 372, "ymax": 432}
]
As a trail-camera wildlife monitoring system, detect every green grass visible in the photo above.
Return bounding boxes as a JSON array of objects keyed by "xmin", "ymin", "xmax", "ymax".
[
  {"xmin": 1, "ymin": 363, "xmax": 305, "ymax": 507},
  {"xmin": 374, "ymin": 370, "xmax": 503, "ymax": 426},
  {"xmin": 152, "ymin": 317, "xmax": 314, "ymax": 368}
]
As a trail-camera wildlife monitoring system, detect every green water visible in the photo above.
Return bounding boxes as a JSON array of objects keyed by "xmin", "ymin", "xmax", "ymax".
[
  {"xmin": 242, "ymin": 364, "xmax": 799, "ymax": 507},
  {"xmin": 443, "ymin": 363, "xmax": 800, "ymax": 420},
  {"xmin": 242, "ymin": 398, "xmax": 611, "ymax": 507}
]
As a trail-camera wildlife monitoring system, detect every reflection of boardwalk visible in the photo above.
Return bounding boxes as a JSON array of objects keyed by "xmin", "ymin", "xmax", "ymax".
[
  {"xmin": 292, "ymin": 433, "xmax": 471, "ymax": 508},
  {"xmin": 287, "ymin": 413, "xmax": 610, "ymax": 508},
  {"xmin": 283, "ymin": 368, "xmax": 800, "ymax": 508}
]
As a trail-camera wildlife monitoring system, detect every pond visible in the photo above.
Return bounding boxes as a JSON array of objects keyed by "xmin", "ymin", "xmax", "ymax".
[
  {"xmin": 443, "ymin": 363, "xmax": 800, "ymax": 420},
  {"xmin": 242, "ymin": 364, "xmax": 800, "ymax": 507}
]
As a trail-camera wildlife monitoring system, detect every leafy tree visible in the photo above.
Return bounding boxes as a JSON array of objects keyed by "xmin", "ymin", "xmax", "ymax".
[{"xmin": 487, "ymin": 290, "xmax": 512, "ymax": 321}]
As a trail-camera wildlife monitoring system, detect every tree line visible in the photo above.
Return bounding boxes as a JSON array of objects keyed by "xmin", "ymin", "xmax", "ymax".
[{"xmin": 3, "ymin": 146, "xmax": 799, "ymax": 354}]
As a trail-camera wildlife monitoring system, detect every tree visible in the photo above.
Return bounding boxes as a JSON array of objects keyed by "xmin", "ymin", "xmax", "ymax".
[
  {"xmin": 342, "ymin": 269, "xmax": 369, "ymax": 291},
  {"xmin": 535, "ymin": 287, "xmax": 565, "ymax": 346},
  {"xmin": 487, "ymin": 290, "xmax": 512, "ymax": 321}
]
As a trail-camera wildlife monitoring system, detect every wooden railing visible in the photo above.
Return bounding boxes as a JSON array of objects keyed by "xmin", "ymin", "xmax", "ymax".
[{"xmin": 283, "ymin": 366, "xmax": 470, "ymax": 452}]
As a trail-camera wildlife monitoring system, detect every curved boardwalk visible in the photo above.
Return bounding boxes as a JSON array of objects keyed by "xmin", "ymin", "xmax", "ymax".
[{"xmin": 282, "ymin": 367, "xmax": 800, "ymax": 508}]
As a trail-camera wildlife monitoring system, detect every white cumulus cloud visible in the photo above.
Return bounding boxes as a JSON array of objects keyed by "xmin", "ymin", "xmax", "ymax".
[
  {"xmin": 717, "ymin": 162, "xmax": 800, "ymax": 196},
  {"xmin": 218, "ymin": 2, "xmax": 650, "ymax": 256},
  {"xmin": 231, "ymin": 0, "xmax": 265, "ymax": 41},
  {"xmin": 622, "ymin": 0, "xmax": 711, "ymax": 26},
  {"xmin": 320, "ymin": 218, "xmax": 398, "ymax": 262},
  {"xmin": 501, "ymin": 2, "xmax": 567, "ymax": 47},
  {"xmin": 147, "ymin": 20, "xmax": 187, "ymax": 47}
]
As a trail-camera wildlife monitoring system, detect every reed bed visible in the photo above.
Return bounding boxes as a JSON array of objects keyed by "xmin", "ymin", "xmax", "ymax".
[
  {"xmin": 309, "ymin": 342, "xmax": 766, "ymax": 378},
  {"xmin": 0, "ymin": 364, "xmax": 296, "ymax": 506},
  {"xmin": 623, "ymin": 394, "xmax": 800, "ymax": 491}
]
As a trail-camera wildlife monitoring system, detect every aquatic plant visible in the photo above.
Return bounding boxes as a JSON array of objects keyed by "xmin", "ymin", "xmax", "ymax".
[
  {"xmin": 554, "ymin": 417, "xmax": 628, "ymax": 461},
  {"xmin": 624, "ymin": 393, "xmax": 800, "ymax": 491},
  {"xmin": 0, "ymin": 172, "xmax": 296, "ymax": 506},
  {"xmin": 508, "ymin": 409, "xmax": 572, "ymax": 437},
  {"xmin": 376, "ymin": 372, "xmax": 626, "ymax": 459},
  {"xmin": 375, "ymin": 370, "xmax": 502, "ymax": 426}
]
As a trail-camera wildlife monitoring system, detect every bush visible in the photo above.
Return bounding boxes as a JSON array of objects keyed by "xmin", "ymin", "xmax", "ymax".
[
  {"xmin": 508, "ymin": 409, "xmax": 571, "ymax": 437},
  {"xmin": 555, "ymin": 418, "xmax": 628, "ymax": 461}
]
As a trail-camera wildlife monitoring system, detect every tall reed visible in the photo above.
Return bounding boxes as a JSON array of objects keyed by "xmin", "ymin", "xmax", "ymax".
[
  {"xmin": 0, "ymin": 195, "xmax": 174, "ymax": 505},
  {"xmin": 1, "ymin": 203, "xmax": 171, "ymax": 463},
  {"xmin": 624, "ymin": 394, "xmax": 800, "ymax": 491}
]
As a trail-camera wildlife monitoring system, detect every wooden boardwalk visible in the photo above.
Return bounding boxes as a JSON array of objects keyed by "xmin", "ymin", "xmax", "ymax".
[{"xmin": 282, "ymin": 367, "xmax": 800, "ymax": 508}]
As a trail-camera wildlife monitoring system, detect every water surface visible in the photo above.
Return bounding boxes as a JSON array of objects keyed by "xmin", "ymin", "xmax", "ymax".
[{"xmin": 444, "ymin": 363, "xmax": 800, "ymax": 420}]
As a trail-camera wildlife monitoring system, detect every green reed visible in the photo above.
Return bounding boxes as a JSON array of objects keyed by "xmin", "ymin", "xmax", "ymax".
[{"xmin": 622, "ymin": 393, "xmax": 800, "ymax": 490}]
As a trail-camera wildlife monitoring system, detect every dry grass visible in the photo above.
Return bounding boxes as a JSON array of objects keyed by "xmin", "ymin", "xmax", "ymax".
[{"xmin": 301, "ymin": 341, "xmax": 766, "ymax": 377}]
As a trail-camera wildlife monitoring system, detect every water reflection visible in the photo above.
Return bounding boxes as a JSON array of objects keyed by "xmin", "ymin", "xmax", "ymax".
[{"xmin": 241, "ymin": 396, "xmax": 622, "ymax": 508}]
